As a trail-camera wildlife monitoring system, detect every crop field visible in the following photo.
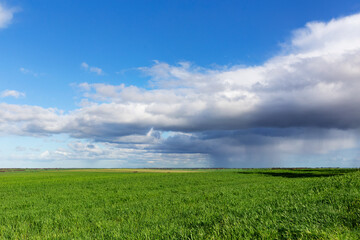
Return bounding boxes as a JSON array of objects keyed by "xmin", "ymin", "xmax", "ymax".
[{"xmin": 0, "ymin": 168, "xmax": 359, "ymax": 239}]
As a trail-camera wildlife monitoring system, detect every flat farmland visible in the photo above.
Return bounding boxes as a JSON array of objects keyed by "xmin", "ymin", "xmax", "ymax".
[{"xmin": 0, "ymin": 169, "xmax": 359, "ymax": 239}]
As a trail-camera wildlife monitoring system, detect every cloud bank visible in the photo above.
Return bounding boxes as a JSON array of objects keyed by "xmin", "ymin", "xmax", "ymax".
[{"xmin": 2, "ymin": 13, "xmax": 360, "ymax": 167}]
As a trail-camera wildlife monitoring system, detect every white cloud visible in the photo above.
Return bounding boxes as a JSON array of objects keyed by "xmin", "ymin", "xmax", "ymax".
[
  {"xmin": 20, "ymin": 67, "xmax": 41, "ymax": 77},
  {"xmin": 290, "ymin": 13, "xmax": 360, "ymax": 56},
  {"xmin": 81, "ymin": 62, "xmax": 89, "ymax": 69},
  {"xmin": 89, "ymin": 67, "xmax": 103, "ymax": 75},
  {"xmin": 81, "ymin": 62, "xmax": 104, "ymax": 75},
  {"xmin": 0, "ymin": 103, "xmax": 66, "ymax": 136},
  {"xmin": 1, "ymin": 90, "xmax": 25, "ymax": 98},
  {"xmin": 0, "ymin": 3, "xmax": 17, "ymax": 29}
]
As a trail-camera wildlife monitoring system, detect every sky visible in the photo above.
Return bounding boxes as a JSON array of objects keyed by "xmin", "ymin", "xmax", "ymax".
[{"xmin": 1, "ymin": 0, "xmax": 360, "ymax": 168}]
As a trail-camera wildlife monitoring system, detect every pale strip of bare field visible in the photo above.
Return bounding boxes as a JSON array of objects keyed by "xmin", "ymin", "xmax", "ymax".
[{"xmin": 65, "ymin": 169, "xmax": 201, "ymax": 173}]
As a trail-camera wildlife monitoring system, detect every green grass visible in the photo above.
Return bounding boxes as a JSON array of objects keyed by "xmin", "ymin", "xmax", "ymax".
[{"xmin": 0, "ymin": 168, "xmax": 359, "ymax": 239}]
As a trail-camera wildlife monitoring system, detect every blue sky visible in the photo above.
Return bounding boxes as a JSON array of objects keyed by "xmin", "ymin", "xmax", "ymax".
[{"xmin": 1, "ymin": 0, "xmax": 360, "ymax": 168}]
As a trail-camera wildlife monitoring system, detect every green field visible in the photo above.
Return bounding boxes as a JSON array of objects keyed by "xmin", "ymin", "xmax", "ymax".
[{"xmin": 0, "ymin": 168, "xmax": 359, "ymax": 239}]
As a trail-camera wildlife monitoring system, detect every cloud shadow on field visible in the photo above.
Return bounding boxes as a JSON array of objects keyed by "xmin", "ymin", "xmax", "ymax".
[{"xmin": 238, "ymin": 169, "xmax": 359, "ymax": 178}]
